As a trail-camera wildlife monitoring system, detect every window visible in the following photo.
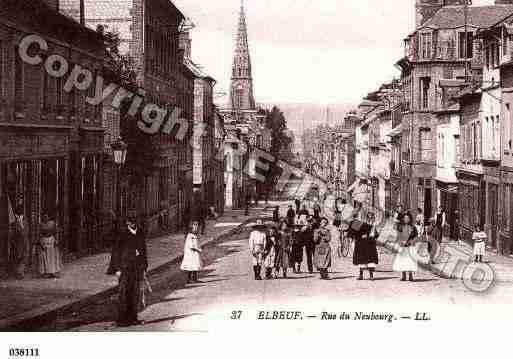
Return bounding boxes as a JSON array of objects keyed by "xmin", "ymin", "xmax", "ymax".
[
  {"xmin": 14, "ymin": 46, "xmax": 24, "ymax": 109},
  {"xmin": 503, "ymin": 29, "xmax": 509, "ymax": 57},
  {"xmin": 420, "ymin": 77, "xmax": 430, "ymax": 109},
  {"xmin": 459, "ymin": 32, "xmax": 473, "ymax": 59},
  {"xmin": 419, "ymin": 129, "xmax": 432, "ymax": 161},
  {"xmin": 508, "ymin": 103, "xmax": 513, "ymax": 150},
  {"xmin": 42, "ymin": 67, "xmax": 49, "ymax": 112},
  {"xmin": 0, "ymin": 41, "xmax": 3, "ymax": 98},
  {"xmin": 420, "ymin": 33, "xmax": 432, "ymax": 59},
  {"xmin": 236, "ymin": 88, "xmax": 243, "ymax": 109}
]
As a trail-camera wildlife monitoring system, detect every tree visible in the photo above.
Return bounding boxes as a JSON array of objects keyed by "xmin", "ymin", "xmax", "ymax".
[
  {"xmin": 98, "ymin": 27, "xmax": 159, "ymax": 186},
  {"xmin": 257, "ymin": 106, "xmax": 297, "ymax": 195}
]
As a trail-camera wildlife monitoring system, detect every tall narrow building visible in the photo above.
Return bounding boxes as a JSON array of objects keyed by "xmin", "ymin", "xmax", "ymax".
[{"xmin": 229, "ymin": 0, "xmax": 256, "ymax": 118}]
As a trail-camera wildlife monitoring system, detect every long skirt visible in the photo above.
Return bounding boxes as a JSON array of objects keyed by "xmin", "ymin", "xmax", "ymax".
[
  {"xmin": 38, "ymin": 236, "xmax": 62, "ymax": 275},
  {"xmin": 474, "ymin": 242, "xmax": 486, "ymax": 256},
  {"xmin": 118, "ymin": 264, "xmax": 144, "ymax": 324},
  {"xmin": 392, "ymin": 246, "xmax": 418, "ymax": 272},
  {"xmin": 291, "ymin": 242, "xmax": 304, "ymax": 264},
  {"xmin": 315, "ymin": 242, "xmax": 332, "ymax": 270},
  {"xmin": 275, "ymin": 248, "xmax": 290, "ymax": 269}
]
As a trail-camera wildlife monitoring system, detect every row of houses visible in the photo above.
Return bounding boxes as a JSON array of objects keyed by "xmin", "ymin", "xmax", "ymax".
[
  {"xmin": 0, "ymin": 0, "xmax": 264, "ymax": 270},
  {"xmin": 351, "ymin": 0, "xmax": 513, "ymax": 256},
  {"xmin": 302, "ymin": 123, "xmax": 356, "ymax": 198}
]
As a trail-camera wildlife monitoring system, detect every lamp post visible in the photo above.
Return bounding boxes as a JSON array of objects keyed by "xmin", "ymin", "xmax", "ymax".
[{"xmin": 111, "ymin": 138, "xmax": 128, "ymax": 222}]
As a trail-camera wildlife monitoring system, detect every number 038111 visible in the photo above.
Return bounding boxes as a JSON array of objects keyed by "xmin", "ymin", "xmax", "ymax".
[{"xmin": 9, "ymin": 348, "xmax": 40, "ymax": 357}]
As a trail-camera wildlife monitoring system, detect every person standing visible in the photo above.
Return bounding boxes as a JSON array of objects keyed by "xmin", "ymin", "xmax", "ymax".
[
  {"xmin": 9, "ymin": 205, "xmax": 30, "ymax": 279},
  {"xmin": 415, "ymin": 208, "xmax": 425, "ymax": 238},
  {"xmin": 453, "ymin": 210, "xmax": 461, "ymax": 244},
  {"xmin": 273, "ymin": 206, "xmax": 280, "ymax": 223},
  {"xmin": 304, "ymin": 216, "xmax": 316, "ymax": 274},
  {"xmin": 294, "ymin": 197, "xmax": 301, "ymax": 214},
  {"xmin": 249, "ymin": 218, "xmax": 267, "ymax": 280},
  {"xmin": 181, "ymin": 221, "xmax": 203, "ymax": 284},
  {"xmin": 392, "ymin": 212, "xmax": 419, "ymax": 282},
  {"xmin": 350, "ymin": 213, "xmax": 379, "ymax": 281},
  {"xmin": 314, "ymin": 218, "xmax": 332, "ymax": 280},
  {"xmin": 38, "ymin": 214, "xmax": 62, "ymax": 279},
  {"xmin": 472, "ymin": 225, "xmax": 487, "ymax": 263},
  {"xmin": 116, "ymin": 212, "xmax": 148, "ymax": 327},
  {"xmin": 286, "ymin": 205, "xmax": 296, "ymax": 227},
  {"xmin": 275, "ymin": 220, "xmax": 291, "ymax": 278},
  {"xmin": 291, "ymin": 215, "xmax": 305, "ymax": 273},
  {"xmin": 433, "ymin": 206, "xmax": 446, "ymax": 244},
  {"xmin": 393, "ymin": 204, "xmax": 404, "ymax": 231},
  {"xmin": 313, "ymin": 201, "xmax": 322, "ymax": 220},
  {"xmin": 264, "ymin": 226, "xmax": 278, "ymax": 280}
]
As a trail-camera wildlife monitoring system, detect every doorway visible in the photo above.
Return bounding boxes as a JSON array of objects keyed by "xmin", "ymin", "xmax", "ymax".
[{"xmin": 488, "ymin": 183, "xmax": 499, "ymax": 248}]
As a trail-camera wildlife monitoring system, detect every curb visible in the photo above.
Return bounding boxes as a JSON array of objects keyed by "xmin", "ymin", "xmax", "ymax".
[{"xmin": 0, "ymin": 212, "xmax": 269, "ymax": 331}]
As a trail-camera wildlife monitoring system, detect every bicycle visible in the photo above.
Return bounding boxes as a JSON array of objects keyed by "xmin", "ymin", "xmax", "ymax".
[{"xmin": 337, "ymin": 228, "xmax": 353, "ymax": 258}]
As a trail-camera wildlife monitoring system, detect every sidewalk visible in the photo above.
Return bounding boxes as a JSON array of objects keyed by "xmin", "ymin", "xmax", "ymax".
[
  {"xmin": 0, "ymin": 206, "xmax": 273, "ymax": 330},
  {"xmin": 377, "ymin": 222, "xmax": 513, "ymax": 283}
]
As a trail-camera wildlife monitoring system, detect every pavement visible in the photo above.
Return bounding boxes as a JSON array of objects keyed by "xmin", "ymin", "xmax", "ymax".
[
  {"xmin": 56, "ymin": 218, "xmax": 513, "ymax": 332},
  {"xmin": 0, "ymin": 204, "xmax": 275, "ymax": 330},
  {"xmin": 375, "ymin": 220, "xmax": 513, "ymax": 283}
]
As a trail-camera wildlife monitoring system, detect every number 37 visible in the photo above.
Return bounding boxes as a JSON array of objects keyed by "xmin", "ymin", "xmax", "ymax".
[{"xmin": 230, "ymin": 311, "xmax": 242, "ymax": 320}]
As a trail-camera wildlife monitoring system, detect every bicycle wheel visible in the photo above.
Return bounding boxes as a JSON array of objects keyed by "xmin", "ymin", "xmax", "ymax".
[{"xmin": 341, "ymin": 237, "xmax": 351, "ymax": 257}]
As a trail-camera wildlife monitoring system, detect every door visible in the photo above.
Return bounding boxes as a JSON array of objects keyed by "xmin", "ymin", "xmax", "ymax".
[
  {"xmin": 488, "ymin": 183, "xmax": 499, "ymax": 248},
  {"xmin": 424, "ymin": 187, "xmax": 432, "ymax": 221}
]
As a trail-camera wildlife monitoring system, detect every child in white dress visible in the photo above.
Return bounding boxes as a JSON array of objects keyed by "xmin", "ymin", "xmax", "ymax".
[
  {"xmin": 472, "ymin": 225, "xmax": 487, "ymax": 263},
  {"xmin": 181, "ymin": 221, "xmax": 203, "ymax": 284}
]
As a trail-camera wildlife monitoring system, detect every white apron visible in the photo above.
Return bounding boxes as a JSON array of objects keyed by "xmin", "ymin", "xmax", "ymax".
[{"xmin": 181, "ymin": 233, "xmax": 202, "ymax": 271}]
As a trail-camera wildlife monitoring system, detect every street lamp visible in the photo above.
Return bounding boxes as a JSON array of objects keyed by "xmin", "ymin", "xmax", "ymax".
[
  {"xmin": 111, "ymin": 138, "xmax": 128, "ymax": 222},
  {"xmin": 111, "ymin": 138, "xmax": 128, "ymax": 166}
]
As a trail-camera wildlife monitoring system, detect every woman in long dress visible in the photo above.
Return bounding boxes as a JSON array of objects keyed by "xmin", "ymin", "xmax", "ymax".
[
  {"xmin": 392, "ymin": 212, "xmax": 419, "ymax": 282},
  {"xmin": 275, "ymin": 220, "xmax": 291, "ymax": 278},
  {"xmin": 350, "ymin": 212, "xmax": 379, "ymax": 281},
  {"xmin": 38, "ymin": 214, "xmax": 62, "ymax": 278},
  {"xmin": 181, "ymin": 221, "xmax": 203, "ymax": 284},
  {"xmin": 314, "ymin": 218, "xmax": 332, "ymax": 280}
]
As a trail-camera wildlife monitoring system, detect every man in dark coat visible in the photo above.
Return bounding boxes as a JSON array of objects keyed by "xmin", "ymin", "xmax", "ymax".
[
  {"xmin": 294, "ymin": 198, "xmax": 301, "ymax": 213},
  {"xmin": 286, "ymin": 205, "xmax": 296, "ymax": 227},
  {"xmin": 349, "ymin": 213, "xmax": 379, "ymax": 281},
  {"xmin": 304, "ymin": 216, "xmax": 316, "ymax": 274},
  {"xmin": 116, "ymin": 212, "xmax": 148, "ymax": 327}
]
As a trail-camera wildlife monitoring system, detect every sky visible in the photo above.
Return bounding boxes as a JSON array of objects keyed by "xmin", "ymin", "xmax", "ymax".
[{"xmin": 172, "ymin": 0, "xmax": 495, "ymax": 106}]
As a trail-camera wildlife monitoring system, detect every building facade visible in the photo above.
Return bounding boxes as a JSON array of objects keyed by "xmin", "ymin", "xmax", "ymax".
[{"xmin": 0, "ymin": 0, "xmax": 106, "ymax": 265}]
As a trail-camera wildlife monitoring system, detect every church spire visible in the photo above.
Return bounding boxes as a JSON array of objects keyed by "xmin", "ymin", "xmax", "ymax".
[{"xmin": 230, "ymin": 0, "xmax": 255, "ymax": 112}]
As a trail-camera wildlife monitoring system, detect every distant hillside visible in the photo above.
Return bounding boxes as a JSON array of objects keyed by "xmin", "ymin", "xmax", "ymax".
[{"xmin": 257, "ymin": 102, "xmax": 355, "ymax": 152}]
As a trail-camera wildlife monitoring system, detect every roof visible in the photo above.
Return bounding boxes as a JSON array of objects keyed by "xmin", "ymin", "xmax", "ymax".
[
  {"xmin": 0, "ymin": 0, "xmax": 104, "ymax": 47},
  {"xmin": 422, "ymin": 5, "xmax": 513, "ymax": 30}
]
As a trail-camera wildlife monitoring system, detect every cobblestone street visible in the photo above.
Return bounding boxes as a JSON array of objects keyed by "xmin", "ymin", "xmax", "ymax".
[{"xmin": 50, "ymin": 218, "xmax": 513, "ymax": 332}]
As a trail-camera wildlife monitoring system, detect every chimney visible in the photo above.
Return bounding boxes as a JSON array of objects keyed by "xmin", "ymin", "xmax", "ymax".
[{"xmin": 42, "ymin": 0, "xmax": 60, "ymax": 11}]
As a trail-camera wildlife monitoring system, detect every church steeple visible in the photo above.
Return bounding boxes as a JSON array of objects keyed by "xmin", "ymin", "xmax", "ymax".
[{"xmin": 230, "ymin": 0, "xmax": 256, "ymax": 112}]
